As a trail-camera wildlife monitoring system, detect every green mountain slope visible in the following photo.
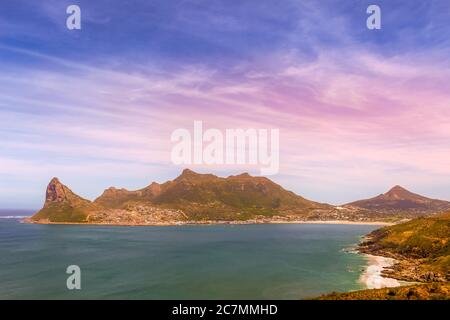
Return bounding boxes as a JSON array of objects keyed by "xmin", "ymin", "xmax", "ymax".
[
  {"xmin": 31, "ymin": 169, "xmax": 330, "ymax": 223},
  {"xmin": 317, "ymin": 282, "xmax": 450, "ymax": 300},
  {"xmin": 319, "ymin": 213, "xmax": 450, "ymax": 300}
]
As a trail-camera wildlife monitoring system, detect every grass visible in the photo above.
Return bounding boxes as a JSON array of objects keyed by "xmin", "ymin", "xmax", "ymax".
[{"xmin": 317, "ymin": 282, "xmax": 450, "ymax": 300}]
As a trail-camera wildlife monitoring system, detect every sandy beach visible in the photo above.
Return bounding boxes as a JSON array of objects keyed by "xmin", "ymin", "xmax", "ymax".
[
  {"xmin": 359, "ymin": 254, "xmax": 401, "ymax": 289},
  {"xmin": 272, "ymin": 220, "xmax": 393, "ymax": 226}
]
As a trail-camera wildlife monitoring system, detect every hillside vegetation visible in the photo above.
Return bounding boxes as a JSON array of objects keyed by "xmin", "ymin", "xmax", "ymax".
[
  {"xmin": 319, "ymin": 213, "xmax": 450, "ymax": 300},
  {"xmin": 360, "ymin": 212, "xmax": 449, "ymax": 280},
  {"xmin": 30, "ymin": 169, "xmax": 330, "ymax": 223},
  {"xmin": 30, "ymin": 171, "xmax": 450, "ymax": 226},
  {"xmin": 317, "ymin": 282, "xmax": 450, "ymax": 300}
]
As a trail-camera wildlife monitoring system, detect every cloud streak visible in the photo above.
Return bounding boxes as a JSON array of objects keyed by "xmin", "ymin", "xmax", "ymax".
[{"xmin": 1, "ymin": 0, "xmax": 450, "ymax": 207}]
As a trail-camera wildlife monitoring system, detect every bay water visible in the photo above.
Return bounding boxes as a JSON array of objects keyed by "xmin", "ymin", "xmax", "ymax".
[{"xmin": 0, "ymin": 216, "xmax": 378, "ymax": 299}]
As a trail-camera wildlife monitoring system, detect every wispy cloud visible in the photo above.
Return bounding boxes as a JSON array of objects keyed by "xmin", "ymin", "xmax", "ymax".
[{"xmin": 1, "ymin": 0, "xmax": 450, "ymax": 207}]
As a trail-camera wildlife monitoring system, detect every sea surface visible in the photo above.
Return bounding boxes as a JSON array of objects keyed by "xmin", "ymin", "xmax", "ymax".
[{"xmin": 0, "ymin": 212, "xmax": 380, "ymax": 299}]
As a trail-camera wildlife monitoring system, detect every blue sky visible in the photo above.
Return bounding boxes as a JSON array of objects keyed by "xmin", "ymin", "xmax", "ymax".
[
  {"xmin": 2, "ymin": 1, "xmax": 448, "ymax": 66},
  {"xmin": 1, "ymin": 0, "xmax": 450, "ymax": 209}
]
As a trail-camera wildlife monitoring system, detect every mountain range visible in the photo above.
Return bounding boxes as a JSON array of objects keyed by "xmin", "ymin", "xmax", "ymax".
[{"xmin": 29, "ymin": 169, "xmax": 450, "ymax": 224}]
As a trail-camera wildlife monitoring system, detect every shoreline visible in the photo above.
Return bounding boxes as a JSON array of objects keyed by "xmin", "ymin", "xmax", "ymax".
[
  {"xmin": 359, "ymin": 254, "xmax": 403, "ymax": 289},
  {"xmin": 22, "ymin": 218, "xmax": 394, "ymax": 227}
]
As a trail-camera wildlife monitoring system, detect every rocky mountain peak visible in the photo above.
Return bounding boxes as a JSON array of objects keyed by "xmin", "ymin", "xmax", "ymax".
[
  {"xmin": 43, "ymin": 177, "xmax": 93, "ymax": 209},
  {"xmin": 386, "ymin": 185, "xmax": 408, "ymax": 194},
  {"xmin": 383, "ymin": 185, "xmax": 423, "ymax": 201},
  {"xmin": 389, "ymin": 185, "xmax": 407, "ymax": 192},
  {"xmin": 180, "ymin": 168, "xmax": 197, "ymax": 177},
  {"xmin": 45, "ymin": 177, "xmax": 67, "ymax": 206},
  {"xmin": 175, "ymin": 168, "xmax": 218, "ymax": 182}
]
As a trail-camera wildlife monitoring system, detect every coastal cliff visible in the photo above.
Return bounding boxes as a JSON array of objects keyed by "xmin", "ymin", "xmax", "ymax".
[{"xmin": 319, "ymin": 212, "xmax": 450, "ymax": 300}]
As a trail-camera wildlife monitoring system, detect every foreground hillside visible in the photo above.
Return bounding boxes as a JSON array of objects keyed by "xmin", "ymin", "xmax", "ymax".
[
  {"xmin": 319, "ymin": 213, "xmax": 449, "ymax": 300},
  {"xmin": 359, "ymin": 212, "xmax": 450, "ymax": 282},
  {"xmin": 317, "ymin": 282, "xmax": 450, "ymax": 300}
]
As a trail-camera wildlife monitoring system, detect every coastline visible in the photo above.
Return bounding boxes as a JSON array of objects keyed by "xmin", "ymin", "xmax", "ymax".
[
  {"xmin": 23, "ymin": 218, "xmax": 394, "ymax": 227},
  {"xmin": 272, "ymin": 220, "xmax": 393, "ymax": 226},
  {"xmin": 21, "ymin": 216, "xmax": 414, "ymax": 295},
  {"xmin": 359, "ymin": 254, "xmax": 402, "ymax": 289}
]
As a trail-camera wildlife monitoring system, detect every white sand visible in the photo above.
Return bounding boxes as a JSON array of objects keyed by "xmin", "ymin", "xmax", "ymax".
[
  {"xmin": 268, "ymin": 220, "xmax": 393, "ymax": 226},
  {"xmin": 359, "ymin": 254, "xmax": 401, "ymax": 289}
]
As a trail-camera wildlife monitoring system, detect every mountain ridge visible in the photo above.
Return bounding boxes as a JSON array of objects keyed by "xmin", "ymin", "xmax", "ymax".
[
  {"xmin": 345, "ymin": 185, "xmax": 450, "ymax": 216},
  {"xmin": 29, "ymin": 171, "xmax": 450, "ymax": 224},
  {"xmin": 30, "ymin": 169, "xmax": 331, "ymax": 224}
]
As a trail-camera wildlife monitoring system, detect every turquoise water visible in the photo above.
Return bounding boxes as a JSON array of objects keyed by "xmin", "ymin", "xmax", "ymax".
[{"xmin": 0, "ymin": 218, "xmax": 379, "ymax": 299}]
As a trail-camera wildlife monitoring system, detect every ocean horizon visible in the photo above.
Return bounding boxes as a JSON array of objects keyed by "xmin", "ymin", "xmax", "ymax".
[{"xmin": 0, "ymin": 209, "xmax": 35, "ymax": 218}]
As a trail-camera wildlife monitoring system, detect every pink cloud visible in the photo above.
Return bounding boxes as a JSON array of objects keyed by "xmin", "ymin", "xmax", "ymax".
[{"xmin": 1, "ymin": 48, "xmax": 450, "ymax": 205}]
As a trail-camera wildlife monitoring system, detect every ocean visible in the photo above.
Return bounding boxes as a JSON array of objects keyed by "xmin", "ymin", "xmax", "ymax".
[{"xmin": 0, "ymin": 214, "xmax": 380, "ymax": 299}]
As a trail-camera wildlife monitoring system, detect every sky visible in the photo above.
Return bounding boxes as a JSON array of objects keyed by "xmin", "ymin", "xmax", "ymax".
[{"xmin": 1, "ymin": 0, "xmax": 450, "ymax": 208}]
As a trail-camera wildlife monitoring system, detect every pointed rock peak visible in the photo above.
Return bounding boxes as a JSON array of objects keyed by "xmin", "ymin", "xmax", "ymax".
[
  {"xmin": 388, "ymin": 185, "xmax": 408, "ymax": 193},
  {"xmin": 382, "ymin": 185, "xmax": 427, "ymax": 201},
  {"xmin": 45, "ymin": 177, "xmax": 69, "ymax": 205},
  {"xmin": 385, "ymin": 185, "xmax": 413, "ymax": 197},
  {"xmin": 49, "ymin": 177, "xmax": 62, "ymax": 185},
  {"xmin": 177, "ymin": 168, "xmax": 200, "ymax": 179}
]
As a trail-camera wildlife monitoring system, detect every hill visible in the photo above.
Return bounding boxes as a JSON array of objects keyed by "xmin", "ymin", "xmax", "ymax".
[
  {"xmin": 30, "ymin": 169, "xmax": 330, "ymax": 224},
  {"xmin": 31, "ymin": 178, "xmax": 100, "ymax": 223},
  {"xmin": 318, "ymin": 213, "xmax": 450, "ymax": 300},
  {"xmin": 317, "ymin": 282, "xmax": 449, "ymax": 300},
  {"xmin": 359, "ymin": 212, "xmax": 450, "ymax": 282},
  {"xmin": 345, "ymin": 185, "xmax": 450, "ymax": 219},
  {"xmin": 30, "ymin": 172, "xmax": 450, "ymax": 225}
]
